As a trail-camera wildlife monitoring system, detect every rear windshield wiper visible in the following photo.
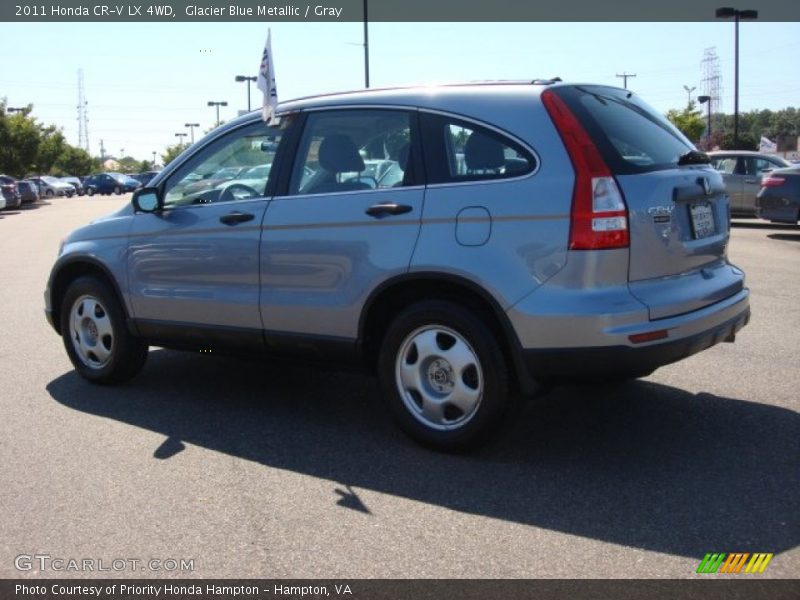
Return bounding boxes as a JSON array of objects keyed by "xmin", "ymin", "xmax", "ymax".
[{"xmin": 677, "ymin": 150, "xmax": 711, "ymax": 166}]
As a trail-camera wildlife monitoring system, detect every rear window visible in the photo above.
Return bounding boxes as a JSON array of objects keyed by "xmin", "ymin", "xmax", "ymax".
[{"xmin": 554, "ymin": 85, "xmax": 695, "ymax": 174}]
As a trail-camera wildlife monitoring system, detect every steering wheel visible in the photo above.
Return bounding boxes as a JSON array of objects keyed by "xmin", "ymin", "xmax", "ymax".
[{"xmin": 219, "ymin": 183, "xmax": 261, "ymax": 203}]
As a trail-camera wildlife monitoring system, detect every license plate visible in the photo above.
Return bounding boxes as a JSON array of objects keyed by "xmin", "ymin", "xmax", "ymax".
[{"xmin": 690, "ymin": 202, "xmax": 715, "ymax": 239}]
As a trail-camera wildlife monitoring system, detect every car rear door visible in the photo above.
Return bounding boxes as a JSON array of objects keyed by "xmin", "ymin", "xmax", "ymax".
[
  {"xmin": 555, "ymin": 85, "xmax": 744, "ymax": 320},
  {"xmin": 258, "ymin": 108, "xmax": 424, "ymax": 344}
]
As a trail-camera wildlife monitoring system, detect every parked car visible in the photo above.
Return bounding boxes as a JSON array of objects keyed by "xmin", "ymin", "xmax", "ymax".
[
  {"xmin": 756, "ymin": 166, "xmax": 800, "ymax": 225},
  {"xmin": 708, "ymin": 151, "xmax": 791, "ymax": 217},
  {"xmin": 60, "ymin": 176, "xmax": 85, "ymax": 196},
  {"xmin": 130, "ymin": 171, "xmax": 161, "ymax": 186},
  {"xmin": 28, "ymin": 176, "xmax": 75, "ymax": 198},
  {"xmin": 45, "ymin": 81, "xmax": 750, "ymax": 450},
  {"xmin": 83, "ymin": 173, "xmax": 140, "ymax": 195},
  {"xmin": 0, "ymin": 174, "xmax": 22, "ymax": 209},
  {"xmin": 17, "ymin": 180, "xmax": 40, "ymax": 204}
]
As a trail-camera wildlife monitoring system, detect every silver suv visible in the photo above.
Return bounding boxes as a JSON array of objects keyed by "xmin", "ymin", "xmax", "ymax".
[{"xmin": 45, "ymin": 81, "xmax": 750, "ymax": 450}]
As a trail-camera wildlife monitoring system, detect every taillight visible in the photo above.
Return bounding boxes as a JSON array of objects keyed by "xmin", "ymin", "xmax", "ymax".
[
  {"xmin": 761, "ymin": 176, "xmax": 786, "ymax": 188},
  {"xmin": 541, "ymin": 90, "xmax": 629, "ymax": 250}
]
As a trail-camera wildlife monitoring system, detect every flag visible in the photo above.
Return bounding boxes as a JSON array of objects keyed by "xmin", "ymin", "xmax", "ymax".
[
  {"xmin": 759, "ymin": 136, "xmax": 777, "ymax": 153},
  {"xmin": 256, "ymin": 29, "xmax": 278, "ymax": 122}
]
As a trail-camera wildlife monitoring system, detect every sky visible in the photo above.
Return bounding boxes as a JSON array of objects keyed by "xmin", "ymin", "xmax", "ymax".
[{"xmin": 1, "ymin": 21, "xmax": 798, "ymax": 161}]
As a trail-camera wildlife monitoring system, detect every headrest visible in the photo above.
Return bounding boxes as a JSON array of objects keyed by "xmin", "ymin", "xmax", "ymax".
[
  {"xmin": 318, "ymin": 134, "xmax": 365, "ymax": 173},
  {"xmin": 464, "ymin": 131, "xmax": 505, "ymax": 171}
]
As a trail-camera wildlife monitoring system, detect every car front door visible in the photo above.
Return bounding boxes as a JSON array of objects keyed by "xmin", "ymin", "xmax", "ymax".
[
  {"xmin": 127, "ymin": 120, "xmax": 289, "ymax": 350},
  {"xmin": 712, "ymin": 155, "xmax": 744, "ymax": 213},
  {"xmin": 258, "ymin": 108, "xmax": 425, "ymax": 348}
]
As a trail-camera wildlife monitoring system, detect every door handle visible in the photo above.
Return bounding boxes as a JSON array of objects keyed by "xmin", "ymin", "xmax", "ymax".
[
  {"xmin": 219, "ymin": 211, "xmax": 255, "ymax": 225},
  {"xmin": 365, "ymin": 203, "xmax": 413, "ymax": 218},
  {"xmin": 744, "ymin": 179, "xmax": 757, "ymax": 184}
]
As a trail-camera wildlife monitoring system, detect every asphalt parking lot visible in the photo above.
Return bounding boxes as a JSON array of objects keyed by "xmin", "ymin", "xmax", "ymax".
[{"xmin": 0, "ymin": 195, "xmax": 797, "ymax": 579}]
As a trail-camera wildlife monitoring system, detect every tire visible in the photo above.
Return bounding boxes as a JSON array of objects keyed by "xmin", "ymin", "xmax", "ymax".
[
  {"xmin": 378, "ymin": 300, "xmax": 511, "ymax": 451},
  {"xmin": 60, "ymin": 276, "xmax": 148, "ymax": 384},
  {"xmin": 45, "ymin": 189, "xmax": 54, "ymax": 197},
  {"xmin": 86, "ymin": 187, "xmax": 94, "ymax": 196},
  {"xmin": 114, "ymin": 186, "xmax": 121, "ymax": 195}
]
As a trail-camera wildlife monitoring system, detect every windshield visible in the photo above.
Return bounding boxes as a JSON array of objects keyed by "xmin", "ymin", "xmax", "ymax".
[{"xmin": 42, "ymin": 176, "xmax": 60, "ymax": 184}]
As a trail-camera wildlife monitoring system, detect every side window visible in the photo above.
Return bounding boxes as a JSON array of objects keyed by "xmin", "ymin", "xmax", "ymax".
[
  {"xmin": 421, "ymin": 113, "xmax": 536, "ymax": 184},
  {"xmin": 712, "ymin": 157, "xmax": 737, "ymax": 174},
  {"xmin": 289, "ymin": 109, "xmax": 415, "ymax": 196},
  {"xmin": 163, "ymin": 121, "xmax": 286, "ymax": 208}
]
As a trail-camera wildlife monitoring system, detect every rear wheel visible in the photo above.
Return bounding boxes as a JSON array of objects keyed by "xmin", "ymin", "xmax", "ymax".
[
  {"xmin": 86, "ymin": 187, "xmax": 94, "ymax": 196},
  {"xmin": 114, "ymin": 185, "xmax": 121, "ymax": 195},
  {"xmin": 45, "ymin": 189, "xmax": 54, "ymax": 198},
  {"xmin": 378, "ymin": 300, "xmax": 511, "ymax": 451},
  {"xmin": 61, "ymin": 276, "xmax": 148, "ymax": 384}
]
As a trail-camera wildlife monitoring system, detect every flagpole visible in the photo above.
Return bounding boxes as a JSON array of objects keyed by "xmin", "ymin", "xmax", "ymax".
[{"xmin": 363, "ymin": 0, "xmax": 370, "ymax": 88}]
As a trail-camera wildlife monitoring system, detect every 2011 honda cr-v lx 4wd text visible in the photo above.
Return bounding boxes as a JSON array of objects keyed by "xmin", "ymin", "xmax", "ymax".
[{"xmin": 45, "ymin": 80, "xmax": 750, "ymax": 450}]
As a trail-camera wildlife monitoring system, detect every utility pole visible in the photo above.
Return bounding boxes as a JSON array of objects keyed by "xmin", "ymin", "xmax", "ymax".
[
  {"xmin": 363, "ymin": 0, "xmax": 370, "ymax": 88},
  {"xmin": 100, "ymin": 139, "xmax": 106, "ymax": 164},
  {"xmin": 616, "ymin": 72, "xmax": 636, "ymax": 89}
]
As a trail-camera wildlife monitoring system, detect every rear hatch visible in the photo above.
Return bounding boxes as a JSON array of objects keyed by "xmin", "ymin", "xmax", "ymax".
[{"xmin": 553, "ymin": 85, "xmax": 743, "ymax": 320}]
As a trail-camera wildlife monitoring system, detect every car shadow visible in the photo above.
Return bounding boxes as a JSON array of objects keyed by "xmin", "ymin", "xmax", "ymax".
[
  {"xmin": 46, "ymin": 349, "xmax": 799, "ymax": 560},
  {"xmin": 731, "ymin": 219, "xmax": 798, "ymax": 231},
  {"xmin": 768, "ymin": 233, "xmax": 800, "ymax": 242}
]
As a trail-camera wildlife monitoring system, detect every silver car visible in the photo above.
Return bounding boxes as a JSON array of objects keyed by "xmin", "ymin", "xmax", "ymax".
[
  {"xmin": 709, "ymin": 150, "xmax": 791, "ymax": 217},
  {"xmin": 45, "ymin": 81, "xmax": 750, "ymax": 450}
]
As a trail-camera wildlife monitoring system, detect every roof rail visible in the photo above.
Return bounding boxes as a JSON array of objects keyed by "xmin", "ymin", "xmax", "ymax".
[{"xmin": 531, "ymin": 77, "xmax": 563, "ymax": 85}]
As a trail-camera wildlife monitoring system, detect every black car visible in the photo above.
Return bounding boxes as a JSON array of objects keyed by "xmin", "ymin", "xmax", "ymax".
[
  {"xmin": 130, "ymin": 171, "xmax": 161, "ymax": 186},
  {"xmin": 0, "ymin": 174, "xmax": 22, "ymax": 209},
  {"xmin": 756, "ymin": 166, "xmax": 800, "ymax": 225},
  {"xmin": 60, "ymin": 176, "xmax": 85, "ymax": 196},
  {"xmin": 83, "ymin": 173, "xmax": 139, "ymax": 195},
  {"xmin": 17, "ymin": 180, "xmax": 40, "ymax": 204}
]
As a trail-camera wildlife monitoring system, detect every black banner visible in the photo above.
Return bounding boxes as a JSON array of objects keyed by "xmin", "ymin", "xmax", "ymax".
[
  {"xmin": 3, "ymin": 579, "xmax": 800, "ymax": 600},
  {"xmin": 3, "ymin": 0, "xmax": 800, "ymax": 23}
]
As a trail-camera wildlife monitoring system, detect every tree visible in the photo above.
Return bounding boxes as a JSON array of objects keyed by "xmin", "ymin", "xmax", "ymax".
[
  {"xmin": 161, "ymin": 143, "xmax": 186, "ymax": 167},
  {"xmin": 720, "ymin": 132, "xmax": 757, "ymax": 151},
  {"xmin": 0, "ymin": 101, "xmax": 41, "ymax": 178},
  {"xmin": 53, "ymin": 146, "xmax": 98, "ymax": 176},
  {"xmin": 138, "ymin": 160, "xmax": 153, "ymax": 172},
  {"xmin": 35, "ymin": 126, "xmax": 68, "ymax": 174},
  {"xmin": 116, "ymin": 156, "xmax": 141, "ymax": 173},
  {"xmin": 666, "ymin": 102, "xmax": 706, "ymax": 143}
]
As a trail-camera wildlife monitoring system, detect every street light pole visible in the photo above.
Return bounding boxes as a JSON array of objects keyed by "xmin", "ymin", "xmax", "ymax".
[
  {"xmin": 683, "ymin": 85, "xmax": 696, "ymax": 106},
  {"xmin": 716, "ymin": 7, "xmax": 758, "ymax": 149},
  {"xmin": 175, "ymin": 132, "xmax": 188, "ymax": 148},
  {"xmin": 207, "ymin": 101, "xmax": 228, "ymax": 127},
  {"xmin": 235, "ymin": 76, "xmax": 257, "ymax": 111},
  {"xmin": 152, "ymin": 151, "xmax": 157, "ymax": 168},
  {"xmin": 184, "ymin": 122, "xmax": 200, "ymax": 144}
]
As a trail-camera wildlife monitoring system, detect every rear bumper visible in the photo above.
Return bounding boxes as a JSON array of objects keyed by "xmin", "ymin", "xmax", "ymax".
[
  {"xmin": 517, "ymin": 287, "xmax": 750, "ymax": 380},
  {"xmin": 523, "ymin": 305, "xmax": 749, "ymax": 379}
]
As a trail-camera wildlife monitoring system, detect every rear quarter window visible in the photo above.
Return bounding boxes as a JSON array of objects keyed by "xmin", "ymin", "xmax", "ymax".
[{"xmin": 420, "ymin": 113, "xmax": 536, "ymax": 185}]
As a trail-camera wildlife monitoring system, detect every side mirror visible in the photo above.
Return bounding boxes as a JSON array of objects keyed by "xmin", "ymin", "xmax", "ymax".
[{"xmin": 132, "ymin": 187, "xmax": 161, "ymax": 213}]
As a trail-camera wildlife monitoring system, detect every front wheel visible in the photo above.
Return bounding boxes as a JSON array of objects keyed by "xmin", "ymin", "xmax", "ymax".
[
  {"xmin": 61, "ymin": 276, "xmax": 148, "ymax": 384},
  {"xmin": 86, "ymin": 187, "xmax": 95, "ymax": 196},
  {"xmin": 378, "ymin": 301, "xmax": 511, "ymax": 451},
  {"xmin": 114, "ymin": 186, "xmax": 121, "ymax": 195}
]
